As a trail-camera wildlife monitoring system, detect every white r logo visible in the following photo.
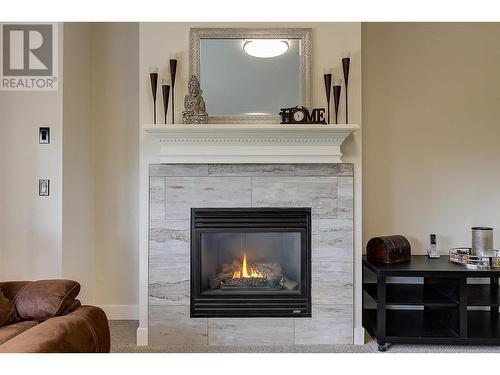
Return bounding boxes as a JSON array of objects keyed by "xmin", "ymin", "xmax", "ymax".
[{"xmin": 3, "ymin": 24, "xmax": 52, "ymax": 76}]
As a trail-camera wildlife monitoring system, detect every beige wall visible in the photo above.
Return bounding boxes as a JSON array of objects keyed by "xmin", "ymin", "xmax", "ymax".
[
  {"xmin": 91, "ymin": 23, "xmax": 140, "ymax": 308},
  {"xmin": 363, "ymin": 23, "xmax": 500, "ymax": 254},
  {"xmin": 0, "ymin": 76, "xmax": 4, "ymax": 272},
  {"xmin": 0, "ymin": 23, "xmax": 140, "ymax": 314},
  {"xmin": 0, "ymin": 24, "xmax": 64, "ymax": 280},
  {"xmin": 62, "ymin": 23, "xmax": 94, "ymax": 303},
  {"xmin": 62, "ymin": 22, "xmax": 140, "ymax": 311}
]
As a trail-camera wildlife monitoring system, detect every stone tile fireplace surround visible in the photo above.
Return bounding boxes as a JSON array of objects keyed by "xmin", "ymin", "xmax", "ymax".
[
  {"xmin": 139, "ymin": 123, "xmax": 360, "ymax": 346},
  {"xmin": 148, "ymin": 163, "xmax": 354, "ymax": 345}
]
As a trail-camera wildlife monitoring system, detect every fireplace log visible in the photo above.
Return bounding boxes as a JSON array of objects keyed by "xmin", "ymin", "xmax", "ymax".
[
  {"xmin": 222, "ymin": 277, "xmax": 278, "ymax": 289},
  {"xmin": 254, "ymin": 263, "xmax": 283, "ymax": 282},
  {"xmin": 281, "ymin": 277, "xmax": 298, "ymax": 291},
  {"xmin": 259, "ymin": 262, "xmax": 282, "ymax": 273},
  {"xmin": 209, "ymin": 261, "xmax": 298, "ymax": 291},
  {"xmin": 221, "ymin": 263, "xmax": 237, "ymax": 273},
  {"xmin": 209, "ymin": 271, "xmax": 233, "ymax": 289}
]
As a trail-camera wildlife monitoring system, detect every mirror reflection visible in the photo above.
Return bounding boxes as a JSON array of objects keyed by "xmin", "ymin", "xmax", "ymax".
[{"xmin": 200, "ymin": 38, "xmax": 301, "ymax": 117}]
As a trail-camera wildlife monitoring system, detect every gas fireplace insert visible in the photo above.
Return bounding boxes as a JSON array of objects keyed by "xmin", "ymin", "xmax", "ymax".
[{"xmin": 190, "ymin": 208, "xmax": 311, "ymax": 318}]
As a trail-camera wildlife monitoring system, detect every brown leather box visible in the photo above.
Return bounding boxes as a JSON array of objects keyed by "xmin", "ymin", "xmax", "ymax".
[{"xmin": 366, "ymin": 235, "xmax": 411, "ymax": 264}]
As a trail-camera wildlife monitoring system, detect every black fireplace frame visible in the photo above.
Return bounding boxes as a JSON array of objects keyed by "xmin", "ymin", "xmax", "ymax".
[{"xmin": 190, "ymin": 208, "xmax": 312, "ymax": 318}]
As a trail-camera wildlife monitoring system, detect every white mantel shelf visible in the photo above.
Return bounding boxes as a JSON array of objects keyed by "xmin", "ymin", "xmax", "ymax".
[{"xmin": 142, "ymin": 123, "xmax": 359, "ymax": 164}]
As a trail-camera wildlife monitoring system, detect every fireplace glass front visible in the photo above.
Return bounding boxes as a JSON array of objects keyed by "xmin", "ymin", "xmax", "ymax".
[
  {"xmin": 201, "ymin": 231, "xmax": 302, "ymax": 294},
  {"xmin": 191, "ymin": 208, "xmax": 311, "ymax": 318}
]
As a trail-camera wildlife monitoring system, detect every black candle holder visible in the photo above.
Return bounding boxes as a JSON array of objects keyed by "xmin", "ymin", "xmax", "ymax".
[
  {"xmin": 169, "ymin": 58, "xmax": 178, "ymax": 124},
  {"xmin": 333, "ymin": 78, "xmax": 342, "ymax": 125},
  {"xmin": 149, "ymin": 67, "xmax": 159, "ymax": 124},
  {"xmin": 162, "ymin": 79, "xmax": 171, "ymax": 124},
  {"xmin": 323, "ymin": 69, "xmax": 332, "ymax": 124},
  {"xmin": 342, "ymin": 52, "xmax": 351, "ymax": 124}
]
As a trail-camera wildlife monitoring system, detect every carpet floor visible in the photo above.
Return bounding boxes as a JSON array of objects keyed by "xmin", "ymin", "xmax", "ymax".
[{"xmin": 109, "ymin": 320, "xmax": 500, "ymax": 353}]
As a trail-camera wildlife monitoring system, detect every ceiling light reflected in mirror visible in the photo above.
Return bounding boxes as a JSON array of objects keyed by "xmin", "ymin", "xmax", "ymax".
[{"xmin": 243, "ymin": 40, "xmax": 289, "ymax": 58}]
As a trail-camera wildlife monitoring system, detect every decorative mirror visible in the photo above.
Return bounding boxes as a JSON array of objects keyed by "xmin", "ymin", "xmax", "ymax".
[{"xmin": 190, "ymin": 28, "xmax": 312, "ymax": 123}]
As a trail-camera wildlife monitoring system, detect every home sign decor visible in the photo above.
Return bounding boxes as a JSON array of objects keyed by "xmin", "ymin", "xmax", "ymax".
[{"xmin": 279, "ymin": 106, "xmax": 326, "ymax": 124}]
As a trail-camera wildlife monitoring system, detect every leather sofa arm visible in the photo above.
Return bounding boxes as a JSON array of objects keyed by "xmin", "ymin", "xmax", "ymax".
[{"xmin": 0, "ymin": 306, "xmax": 110, "ymax": 353}]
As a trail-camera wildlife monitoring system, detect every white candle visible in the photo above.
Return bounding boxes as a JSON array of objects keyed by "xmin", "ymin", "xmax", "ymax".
[{"xmin": 342, "ymin": 51, "xmax": 351, "ymax": 59}]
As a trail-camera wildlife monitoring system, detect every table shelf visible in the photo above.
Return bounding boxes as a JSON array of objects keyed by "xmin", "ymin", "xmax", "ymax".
[
  {"xmin": 466, "ymin": 285, "xmax": 500, "ymax": 306},
  {"xmin": 364, "ymin": 309, "xmax": 459, "ymax": 339},
  {"xmin": 364, "ymin": 283, "xmax": 458, "ymax": 307},
  {"xmin": 468, "ymin": 311, "xmax": 500, "ymax": 339},
  {"xmin": 363, "ymin": 256, "xmax": 500, "ymax": 350}
]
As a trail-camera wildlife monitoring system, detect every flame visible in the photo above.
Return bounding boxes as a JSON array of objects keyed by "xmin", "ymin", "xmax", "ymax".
[{"xmin": 232, "ymin": 252, "xmax": 263, "ymax": 279}]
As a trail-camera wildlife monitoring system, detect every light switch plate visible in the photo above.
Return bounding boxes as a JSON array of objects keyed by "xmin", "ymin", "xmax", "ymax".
[
  {"xmin": 39, "ymin": 179, "xmax": 50, "ymax": 196},
  {"xmin": 39, "ymin": 127, "xmax": 50, "ymax": 144}
]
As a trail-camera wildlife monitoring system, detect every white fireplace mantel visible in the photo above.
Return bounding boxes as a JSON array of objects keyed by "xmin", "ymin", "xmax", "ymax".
[{"xmin": 142, "ymin": 123, "xmax": 359, "ymax": 163}]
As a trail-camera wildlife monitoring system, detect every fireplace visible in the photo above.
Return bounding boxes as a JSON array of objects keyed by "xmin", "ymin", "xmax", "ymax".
[{"xmin": 190, "ymin": 208, "xmax": 312, "ymax": 318}]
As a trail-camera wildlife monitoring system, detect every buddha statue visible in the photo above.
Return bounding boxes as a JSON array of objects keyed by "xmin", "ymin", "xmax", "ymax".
[{"xmin": 182, "ymin": 75, "xmax": 208, "ymax": 124}]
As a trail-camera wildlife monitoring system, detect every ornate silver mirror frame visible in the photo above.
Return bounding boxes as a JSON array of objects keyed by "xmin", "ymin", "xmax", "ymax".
[{"xmin": 190, "ymin": 28, "xmax": 312, "ymax": 124}]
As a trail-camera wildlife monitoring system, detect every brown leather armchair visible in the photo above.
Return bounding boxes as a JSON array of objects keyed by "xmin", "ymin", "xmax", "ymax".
[{"xmin": 0, "ymin": 280, "xmax": 110, "ymax": 353}]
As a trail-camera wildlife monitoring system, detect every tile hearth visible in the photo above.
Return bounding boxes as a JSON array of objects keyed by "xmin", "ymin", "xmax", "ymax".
[{"xmin": 148, "ymin": 163, "xmax": 354, "ymax": 346}]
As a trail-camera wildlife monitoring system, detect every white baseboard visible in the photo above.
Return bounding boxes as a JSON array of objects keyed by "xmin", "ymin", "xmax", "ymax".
[
  {"xmin": 98, "ymin": 304, "xmax": 139, "ymax": 320},
  {"xmin": 353, "ymin": 327, "xmax": 365, "ymax": 345},
  {"xmin": 137, "ymin": 327, "xmax": 148, "ymax": 346}
]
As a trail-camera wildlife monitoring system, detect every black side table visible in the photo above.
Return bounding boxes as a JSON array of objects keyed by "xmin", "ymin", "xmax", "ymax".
[{"xmin": 363, "ymin": 255, "xmax": 500, "ymax": 351}]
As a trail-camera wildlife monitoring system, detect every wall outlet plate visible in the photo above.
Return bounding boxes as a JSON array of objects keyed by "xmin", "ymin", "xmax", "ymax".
[
  {"xmin": 39, "ymin": 179, "xmax": 50, "ymax": 196},
  {"xmin": 39, "ymin": 127, "xmax": 50, "ymax": 144}
]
